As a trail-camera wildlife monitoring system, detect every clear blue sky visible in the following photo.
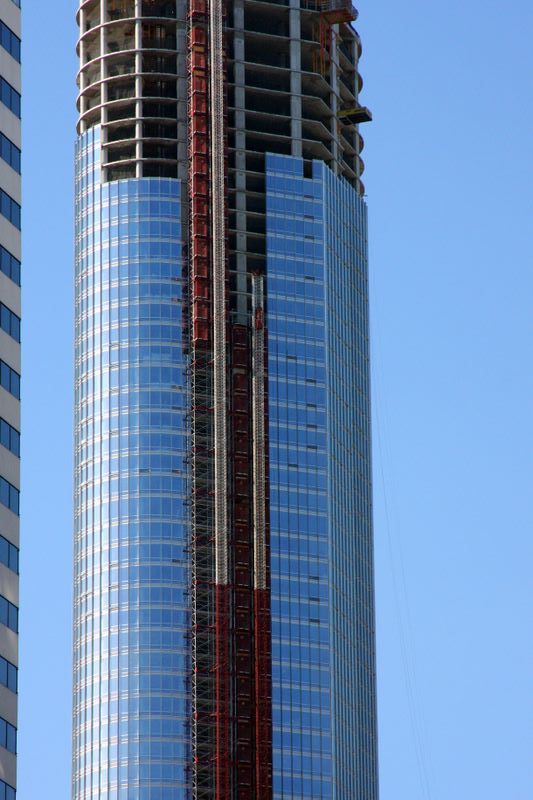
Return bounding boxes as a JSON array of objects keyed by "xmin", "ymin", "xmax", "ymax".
[{"xmin": 18, "ymin": 1, "xmax": 532, "ymax": 798}]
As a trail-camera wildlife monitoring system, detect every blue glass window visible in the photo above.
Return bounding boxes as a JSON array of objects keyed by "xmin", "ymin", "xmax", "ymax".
[
  {"xmin": 0, "ymin": 189, "xmax": 20, "ymax": 229},
  {"xmin": 0, "ymin": 477, "xmax": 19, "ymax": 516},
  {"xmin": 0, "ymin": 245, "xmax": 20, "ymax": 285},
  {"xmin": 0, "ymin": 534, "xmax": 18, "ymax": 573},
  {"xmin": 0, "ymin": 655, "xmax": 17, "ymax": 693},
  {"xmin": 266, "ymin": 153, "xmax": 378, "ymax": 799},
  {"xmin": 0, "ymin": 359, "xmax": 20, "ymax": 399},
  {"xmin": 0, "ymin": 419, "xmax": 20, "ymax": 457},
  {"xmin": 0, "ymin": 21, "xmax": 20, "ymax": 62},
  {"xmin": 0, "ymin": 717, "xmax": 16, "ymax": 753},
  {"xmin": 0, "ymin": 303, "xmax": 20, "ymax": 342},
  {"xmin": 266, "ymin": 154, "xmax": 333, "ymax": 799},
  {"xmin": 0, "ymin": 77, "xmax": 20, "ymax": 118},
  {"xmin": 73, "ymin": 127, "xmax": 190, "ymax": 797},
  {"xmin": 0, "ymin": 133, "xmax": 20, "ymax": 173},
  {"xmin": 0, "ymin": 596, "xmax": 18, "ymax": 633},
  {"xmin": 0, "ymin": 778, "xmax": 16, "ymax": 800}
]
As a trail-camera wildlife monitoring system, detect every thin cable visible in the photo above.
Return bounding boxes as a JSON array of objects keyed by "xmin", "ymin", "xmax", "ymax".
[{"xmin": 371, "ymin": 298, "xmax": 434, "ymax": 800}]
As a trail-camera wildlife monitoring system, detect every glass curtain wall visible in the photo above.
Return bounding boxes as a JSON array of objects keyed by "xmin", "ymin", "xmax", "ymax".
[
  {"xmin": 73, "ymin": 126, "xmax": 190, "ymax": 800},
  {"xmin": 266, "ymin": 153, "xmax": 378, "ymax": 800}
]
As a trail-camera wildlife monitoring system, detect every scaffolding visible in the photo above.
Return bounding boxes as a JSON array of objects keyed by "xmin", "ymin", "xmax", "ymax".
[
  {"xmin": 252, "ymin": 275, "xmax": 273, "ymax": 798},
  {"xmin": 188, "ymin": 2, "xmax": 271, "ymax": 798},
  {"xmin": 188, "ymin": 1, "xmax": 216, "ymax": 797},
  {"xmin": 208, "ymin": 0, "xmax": 232, "ymax": 796},
  {"xmin": 230, "ymin": 321, "xmax": 255, "ymax": 797},
  {"xmin": 305, "ymin": 0, "xmax": 359, "ymax": 75}
]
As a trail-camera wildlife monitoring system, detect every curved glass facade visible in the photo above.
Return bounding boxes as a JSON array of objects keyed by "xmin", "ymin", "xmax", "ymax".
[
  {"xmin": 266, "ymin": 155, "xmax": 332, "ymax": 799},
  {"xmin": 73, "ymin": 127, "xmax": 190, "ymax": 800},
  {"xmin": 266, "ymin": 154, "xmax": 378, "ymax": 800}
]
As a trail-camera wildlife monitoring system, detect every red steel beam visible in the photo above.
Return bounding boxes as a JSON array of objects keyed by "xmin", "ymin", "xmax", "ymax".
[{"xmin": 189, "ymin": 3, "xmax": 273, "ymax": 798}]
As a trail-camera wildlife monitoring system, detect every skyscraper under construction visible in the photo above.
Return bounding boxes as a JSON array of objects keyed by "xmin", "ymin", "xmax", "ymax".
[{"xmin": 73, "ymin": 1, "xmax": 377, "ymax": 798}]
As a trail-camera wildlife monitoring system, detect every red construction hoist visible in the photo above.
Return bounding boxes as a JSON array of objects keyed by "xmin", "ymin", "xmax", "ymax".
[
  {"xmin": 188, "ymin": 1, "xmax": 272, "ymax": 798},
  {"xmin": 188, "ymin": 2, "xmax": 217, "ymax": 797},
  {"xmin": 251, "ymin": 275, "xmax": 272, "ymax": 799},
  {"xmin": 309, "ymin": 0, "xmax": 358, "ymax": 75},
  {"xmin": 230, "ymin": 321, "xmax": 255, "ymax": 797},
  {"xmin": 208, "ymin": 0, "xmax": 232, "ymax": 796}
]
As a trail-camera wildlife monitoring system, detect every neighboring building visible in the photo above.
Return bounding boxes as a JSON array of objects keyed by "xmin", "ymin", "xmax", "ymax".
[
  {"xmin": 0, "ymin": 0, "xmax": 20, "ymax": 798},
  {"xmin": 73, "ymin": 1, "xmax": 377, "ymax": 799}
]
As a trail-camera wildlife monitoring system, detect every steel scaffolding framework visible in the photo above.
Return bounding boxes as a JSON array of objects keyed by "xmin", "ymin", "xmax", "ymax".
[{"xmin": 188, "ymin": 1, "xmax": 272, "ymax": 797}]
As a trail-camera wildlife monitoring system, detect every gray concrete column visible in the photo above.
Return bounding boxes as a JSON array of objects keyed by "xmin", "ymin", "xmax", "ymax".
[{"xmin": 289, "ymin": 0, "xmax": 302, "ymax": 157}]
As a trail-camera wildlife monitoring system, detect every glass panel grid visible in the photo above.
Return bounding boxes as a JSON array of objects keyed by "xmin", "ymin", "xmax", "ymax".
[
  {"xmin": 0, "ymin": 131, "xmax": 21, "ymax": 174},
  {"xmin": 266, "ymin": 153, "xmax": 378, "ymax": 800},
  {"xmin": 73, "ymin": 126, "xmax": 190, "ymax": 800},
  {"xmin": 266, "ymin": 153, "xmax": 332, "ymax": 800},
  {"xmin": 0, "ymin": 244, "xmax": 21, "ymax": 286},
  {"xmin": 0, "ymin": 20, "xmax": 21, "ymax": 63},
  {"xmin": 0, "ymin": 76, "xmax": 20, "ymax": 118},
  {"xmin": 322, "ymin": 164, "xmax": 378, "ymax": 800}
]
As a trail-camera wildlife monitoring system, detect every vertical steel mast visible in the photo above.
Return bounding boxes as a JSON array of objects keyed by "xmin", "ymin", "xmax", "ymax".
[
  {"xmin": 209, "ymin": 1, "xmax": 232, "ymax": 798},
  {"xmin": 188, "ymin": 1, "xmax": 272, "ymax": 796},
  {"xmin": 188, "ymin": 0, "xmax": 216, "ymax": 794},
  {"xmin": 251, "ymin": 274, "xmax": 272, "ymax": 799},
  {"xmin": 188, "ymin": 0, "xmax": 232, "ymax": 795}
]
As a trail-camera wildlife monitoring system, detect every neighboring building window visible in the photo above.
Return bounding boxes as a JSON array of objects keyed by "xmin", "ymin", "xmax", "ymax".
[
  {"xmin": 0, "ymin": 717, "xmax": 16, "ymax": 754},
  {"xmin": 0, "ymin": 477, "xmax": 19, "ymax": 516},
  {"xmin": 0, "ymin": 133, "xmax": 20, "ymax": 174},
  {"xmin": 0, "ymin": 359, "xmax": 20, "ymax": 399},
  {"xmin": 0, "ymin": 244, "xmax": 20, "ymax": 286},
  {"xmin": 0, "ymin": 419, "xmax": 20, "ymax": 457},
  {"xmin": 0, "ymin": 778, "xmax": 15, "ymax": 800},
  {"xmin": 0, "ymin": 303, "xmax": 20, "ymax": 342},
  {"xmin": 0, "ymin": 77, "xmax": 20, "ymax": 118},
  {"xmin": 0, "ymin": 534, "xmax": 18, "ymax": 573},
  {"xmin": 0, "ymin": 655, "xmax": 17, "ymax": 693},
  {"xmin": 0, "ymin": 189, "xmax": 20, "ymax": 229},
  {"xmin": 0, "ymin": 21, "xmax": 20, "ymax": 62},
  {"xmin": 0, "ymin": 595, "xmax": 18, "ymax": 633}
]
